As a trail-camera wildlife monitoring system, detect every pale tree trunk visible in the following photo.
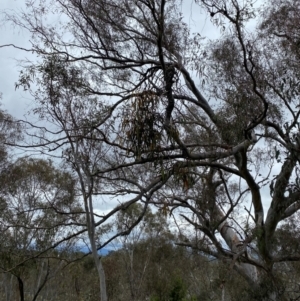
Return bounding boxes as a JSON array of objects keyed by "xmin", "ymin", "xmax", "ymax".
[
  {"xmin": 220, "ymin": 283, "xmax": 225, "ymax": 301},
  {"xmin": 32, "ymin": 259, "xmax": 51, "ymax": 301},
  {"xmin": 71, "ymin": 139, "xmax": 108, "ymax": 301},
  {"xmin": 5, "ymin": 274, "xmax": 13, "ymax": 301},
  {"xmin": 35, "ymin": 260, "xmax": 45, "ymax": 292},
  {"xmin": 85, "ymin": 194, "xmax": 107, "ymax": 301},
  {"xmin": 89, "ymin": 219, "xmax": 107, "ymax": 301},
  {"xmin": 90, "ymin": 238, "xmax": 107, "ymax": 301},
  {"xmin": 198, "ymin": 169, "xmax": 285, "ymax": 300},
  {"xmin": 217, "ymin": 211, "xmax": 286, "ymax": 301},
  {"xmin": 216, "ymin": 205, "xmax": 257, "ymax": 281}
]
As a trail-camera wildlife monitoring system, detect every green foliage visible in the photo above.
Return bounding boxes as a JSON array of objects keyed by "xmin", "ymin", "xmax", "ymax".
[
  {"xmin": 169, "ymin": 277, "xmax": 187, "ymax": 301},
  {"xmin": 0, "ymin": 156, "xmax": 83, "ymax": 300}
]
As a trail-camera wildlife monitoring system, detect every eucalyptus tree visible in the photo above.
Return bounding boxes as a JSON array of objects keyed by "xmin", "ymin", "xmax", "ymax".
[
  {"xmin": 0, "ymin": 158, "xmax": 82, "ymax": 301},
  {"xmin": 5, "ymin": 0, "xmax": 300, "ymax": 299},
  {"xmin": 114, "ymin": 204, "xmax": 173, "ymax": 301}
]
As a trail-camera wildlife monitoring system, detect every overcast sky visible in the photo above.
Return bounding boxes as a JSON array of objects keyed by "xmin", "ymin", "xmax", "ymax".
[
  {"xmin": 0, "ymin": 0, "xmax": 220, "ymax": 120},
  {"xmin": 0, "ymin": 1, "xmax": 33, "ymax": 119}
]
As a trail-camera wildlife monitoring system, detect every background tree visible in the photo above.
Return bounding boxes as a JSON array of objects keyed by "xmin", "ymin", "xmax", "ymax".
[
  {"xmin": 113, "ymin": 203, "xmax": 174, "ymax": 301},
  {"xmin": 0, "ymin": 157, "xmax": 82, "ymax": 301}
]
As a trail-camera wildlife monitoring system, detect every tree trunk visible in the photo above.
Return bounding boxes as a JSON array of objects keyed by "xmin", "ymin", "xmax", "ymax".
[
  {"xmin": 91, "ymin": 246, "xmax": 107, "ymax": 301},
  {"xmin": 32, "ymin": 260, "xmax": 50, "ymax": 301},
  {"xmin": 72, "ymin": 144, "xmax": 108, "ymax": 301},
  {"xmin": 17, "ymin": 276, "xmax": 24, "ymax": 301},
  {"xmin": 221, "ymin": 283, "xmax": 225, "ymax": 301},
  {"xmin": 87, "ymin": 195, "xmax": 107, "ymax": 301},
  {"xmin": 5, "ymin": 274, "xmax": 13, "ymax": 301}
]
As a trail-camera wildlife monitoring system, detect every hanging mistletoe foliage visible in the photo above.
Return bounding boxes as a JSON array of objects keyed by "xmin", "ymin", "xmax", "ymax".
[{"xmin": 120, "ymin": 90, "xmax": 163, "ymax": 159}]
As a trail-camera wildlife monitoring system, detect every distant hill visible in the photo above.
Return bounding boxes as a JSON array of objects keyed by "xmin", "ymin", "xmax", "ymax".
[{"xmin": 78, "ymin": 245, "xmax": 113, "ymax": 256}]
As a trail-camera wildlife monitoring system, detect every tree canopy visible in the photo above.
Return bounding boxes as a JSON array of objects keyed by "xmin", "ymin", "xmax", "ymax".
[{"xmin": 3, "ymin": 0, "xmax": 300, "ymax": 299}]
